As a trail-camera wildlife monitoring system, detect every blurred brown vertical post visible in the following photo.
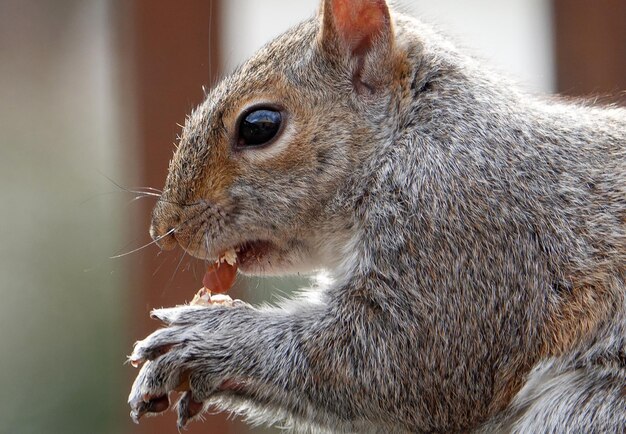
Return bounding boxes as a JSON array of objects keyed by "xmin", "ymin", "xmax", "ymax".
[
  {"xmin": 130, "ymin": 1, "xmax": 228, "ymax": 433},
  {"xmin": 553, "ymin": 0, "xmax": 626, "ymax": 104}
]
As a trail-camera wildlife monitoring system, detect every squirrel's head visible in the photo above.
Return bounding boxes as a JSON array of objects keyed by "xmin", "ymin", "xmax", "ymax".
[{"xmin": 150, "ymin": 0, "xmax": 402, "ymax": 275}]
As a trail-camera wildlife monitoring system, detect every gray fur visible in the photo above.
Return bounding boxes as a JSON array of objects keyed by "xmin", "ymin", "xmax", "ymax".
[{"xmin": 129, "ymin": 2, "xmax": 625, "ymax": 433}]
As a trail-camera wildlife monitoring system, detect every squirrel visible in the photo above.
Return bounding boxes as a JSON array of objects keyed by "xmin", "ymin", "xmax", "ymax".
[{"xmin": 128, "ymin": 0, "xmax": 626, "ymax": 432}]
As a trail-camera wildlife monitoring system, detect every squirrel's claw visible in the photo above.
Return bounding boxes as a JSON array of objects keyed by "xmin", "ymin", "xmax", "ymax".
[
  {"xmin": 130, "ymin": 325, "xmax": 186, "ymax": 363},
  {"xmin": 128, "ymin": 354, "xmax": 188, "ymax": 419},
  {"xmin": 176, "ymin": 391, "xmax": 205, "ymax": 429},
  {"xmin": 131, "ymin": 342, "xmax": 175, "ymax": 365},
  {"xmin": 129, "ymin": 393, "xmax": 170, "ymax": 423}
]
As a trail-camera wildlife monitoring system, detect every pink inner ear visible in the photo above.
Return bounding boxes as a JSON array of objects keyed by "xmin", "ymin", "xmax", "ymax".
[{"xmin": 331, "ymin": 0, "xmax": 389, "ymax": 55}]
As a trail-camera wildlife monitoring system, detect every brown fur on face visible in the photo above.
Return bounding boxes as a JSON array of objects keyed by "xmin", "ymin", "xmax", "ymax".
[{"xmin": 149, "ymin": 19, "xmax": 378, "ymax": 267}]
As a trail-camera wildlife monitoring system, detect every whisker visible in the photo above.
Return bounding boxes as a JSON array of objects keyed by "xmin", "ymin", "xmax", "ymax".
[
  {"xmin": 99, "ymin": 171, "xmax": 162, "ymax": 196},
  {"xmin": 192, "ymin": 257, "xmax": 201, "ymax": 281},
  {"xmin": 99, "ymin": 171, "xmax": 201, "ymax": 207},
  {"xmin": 169, "ymin": 247, "xmax": 190, "ymax": 285},
  {"xmin": 204, "ymin": 230, "xmax": 212, "ymax": 266},
  {"xmin": 121, "ymin": 188, "xmax": 162, "ymax": 197},
  {"xmin": 137, "ymin": 186, "xmax": 163, "ymax": 193},
  {"xmin": 110, "ymin": 227, "xmax": 176, "ymax": 259},
  {"xmin": 152, "ymin": 255, "xmax": 171, "ymax": 277},
  {"xmin": 131, "ymin": 191, "xmax": 161, "ymax": 198},
  {"xmin": 129, "ymin": 194, "xmax": 158, "ymax": 204}
]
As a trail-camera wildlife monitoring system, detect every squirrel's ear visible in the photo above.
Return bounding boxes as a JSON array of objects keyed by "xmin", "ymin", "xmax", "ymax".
[{"xmin": 319, "ymin": 0, "xmax": 394, "ymax": 93}]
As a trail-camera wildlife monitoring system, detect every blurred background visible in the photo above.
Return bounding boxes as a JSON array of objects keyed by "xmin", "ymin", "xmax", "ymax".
[{"xmin": 0, "ymin": 0, "xmax": 623, "ymax": 433}]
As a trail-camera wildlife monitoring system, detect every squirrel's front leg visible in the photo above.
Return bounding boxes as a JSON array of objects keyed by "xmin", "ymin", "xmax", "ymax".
[{"xmin": 128, "ymin": 300, "xmax": 376, "ymax": 431}]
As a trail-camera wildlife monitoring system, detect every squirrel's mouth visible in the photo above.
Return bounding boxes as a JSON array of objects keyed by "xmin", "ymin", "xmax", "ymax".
[
  {"xmin": 176, "ymin": 232, "xmax": 276, "ymax": 270},
  {"xmin": 179, "ymin": 233, "xmax": 285, "ymax": 275}
]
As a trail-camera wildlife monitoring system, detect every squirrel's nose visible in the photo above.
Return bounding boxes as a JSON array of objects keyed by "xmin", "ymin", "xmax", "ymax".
[
  {"xmin": 149, "ymin": 223, "xmax": 178, "ymax": 250},
  {"xmin": 150, "ymin": 202, "xmax": 180, "ymax": 251}
]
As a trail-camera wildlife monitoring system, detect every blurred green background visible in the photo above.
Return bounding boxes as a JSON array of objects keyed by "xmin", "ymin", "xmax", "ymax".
[
  {"xmin": 0, "ymin": 0, "xmax": 622, "ymax": 433},
  {"xmin": 0, "ymin": 1, "xmax": 130, "ymax": 432}
]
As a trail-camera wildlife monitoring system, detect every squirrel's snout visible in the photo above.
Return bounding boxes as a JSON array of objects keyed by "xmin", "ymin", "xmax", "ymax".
[
  {"xmin": 149, "ymin": 223, "xmax": 178, "ymax": 251},
  {"xmin": 150, "ymin": 202, "xmax": 180, "ymax": 251}
]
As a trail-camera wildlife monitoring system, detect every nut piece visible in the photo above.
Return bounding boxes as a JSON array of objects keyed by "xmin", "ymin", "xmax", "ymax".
[
  {"xmin": 190, "ymin": 287, "xmax": 234, "ymax": 307},
  {"xmin": 191, "ymin": 249, "xmax": 238, "ymax": 307},
  {"xmin": 220, "ymin": 248, "xmax": 238, "ymax": 266},
  {"xmin": 202, "ymin": 249, "xmax": 238, "ymax": 294},
  {"xmin": 190, "ymin": 287, "xmax": 212, "ymax": 306}
]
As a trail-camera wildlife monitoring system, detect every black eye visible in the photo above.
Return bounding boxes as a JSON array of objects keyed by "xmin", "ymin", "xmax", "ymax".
[{"xmin": 237, "ymin": 108, "xmax": 282, "ymax": 148}]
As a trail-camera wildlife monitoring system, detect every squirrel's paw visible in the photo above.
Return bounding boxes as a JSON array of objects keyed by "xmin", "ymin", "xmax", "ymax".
[{"xmin": 127, "ymin": 305, "xmax": 244, "ymax": 428}]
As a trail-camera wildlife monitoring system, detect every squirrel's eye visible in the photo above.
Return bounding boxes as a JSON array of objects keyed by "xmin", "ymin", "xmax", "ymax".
[{"xmin": 237, "ymin": 109, "xmax": 282, "ymax": 148}]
